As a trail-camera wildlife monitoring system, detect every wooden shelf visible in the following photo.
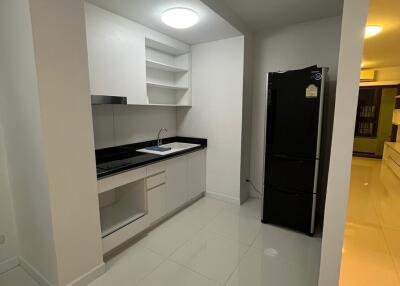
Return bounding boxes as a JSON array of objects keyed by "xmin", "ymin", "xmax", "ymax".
[
  {"xmin": 147, "ymin": 82, "xmax": 188, "ymax": 90},
  {"xmin": 146, "ymin": 59, "xmax": 188, "ymax": 73}
]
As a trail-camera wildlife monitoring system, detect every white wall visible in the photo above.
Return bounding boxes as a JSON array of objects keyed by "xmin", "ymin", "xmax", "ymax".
[
  {"xmin": 28, "ymin": 0, "xmax": 104, "ymax": 284},
  {"xmin": 177, "ymin": 36, "xmax": 245, "ymax": 203},
  {"xmin": 249, "ymin": 16, "xmax": 342, "ymax": 197},
  {"xmin": 318, "ymin": 1, "xmax": 369, "ymax": 285},
  {"xmin": 1, "ymin": 0, "xmax": 106, "ymax": 285},
  {"xmin": 92, "ymin": 105, "xmax": 178, "ymax": 149},
  {"xmin": 0, "ymin": 0, "xmax": 59, "ymax": 284},
  {"xmin": 0, "ymin": 124, "xmax": 18, "ymax": 271},
  {"xmin": 240, "ymin": 35, "xmax": 254, "ymax": 202}
]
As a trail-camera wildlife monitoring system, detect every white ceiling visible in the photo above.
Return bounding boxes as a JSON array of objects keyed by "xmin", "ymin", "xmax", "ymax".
[
  {"xmin": 86, "ymin": 0, "xmax": 242, "ymax": 45},
  {"xmin": 221, "ymin": 0, "xmax": 343, "ymax": 30},
  {"xmin": 363, "ymin": 0, "xmax": 400, "ymax": 68}
]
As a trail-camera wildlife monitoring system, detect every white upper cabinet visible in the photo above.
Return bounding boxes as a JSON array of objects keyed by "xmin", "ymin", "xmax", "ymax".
[
  {"xmin": 84, "ymin": 4, "xmax": 192, "ymax": 106},
  {"xmin": 85, "ymin": 4, "xmax": 147, "ymax": 104}
]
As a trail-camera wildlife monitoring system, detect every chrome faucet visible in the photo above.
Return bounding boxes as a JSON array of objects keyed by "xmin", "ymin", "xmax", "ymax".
[{"xmin": 157, "ymin": 128, "xmax": 168, "ymax": 146}]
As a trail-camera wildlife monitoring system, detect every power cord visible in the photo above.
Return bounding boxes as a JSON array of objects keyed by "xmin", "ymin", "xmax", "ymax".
[{"xmin": 246, "ymin": 179, "xmax": 262, "ymax": 197}]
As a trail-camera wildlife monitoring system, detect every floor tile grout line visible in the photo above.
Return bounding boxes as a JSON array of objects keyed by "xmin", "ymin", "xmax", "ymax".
[
  {"xmin": 379, "ymin": 226, "xmax": 400, "ymax": 283},
  {"xmin": 132, "ymin": 205, "xmax": 218, "ymax": 286},
  {"xmin": 367, "ymin": 168, "xmax": 400, "ymax": 284},
  {"xmin": 170, "ymin": 260, "xmax": 225, "ymax": 286},
  {"xmin": 132, "ymin": 253, "xmax": 167, "ymax": 286},
  {"xmin": 165, "ymin": 230, "xmax": 251, "ymax": 286},
  {"xmin": 223, "ymin": 242, "xmax": 253, "ymax": 286},
  {"xmin": 132, "ymin": 199, "xmax": 226, "ymax": 285},
  {"xmin": 344, "ymin": 158, "xmax": 400, "ymax": 285}
]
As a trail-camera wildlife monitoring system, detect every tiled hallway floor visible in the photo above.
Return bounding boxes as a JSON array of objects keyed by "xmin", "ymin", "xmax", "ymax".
[
  {"xmin": 340, "ymin": 157, "xmax": 400, "ymax": 286},
  {"xmin": 0, "ymin": 196, "xmax": 321, "ymax": 286}
]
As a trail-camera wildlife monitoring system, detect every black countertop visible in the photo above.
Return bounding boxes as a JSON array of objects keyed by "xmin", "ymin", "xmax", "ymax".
[{"xmin": 95, "ymin": 137, "xmax": 207, "ymax": 179}]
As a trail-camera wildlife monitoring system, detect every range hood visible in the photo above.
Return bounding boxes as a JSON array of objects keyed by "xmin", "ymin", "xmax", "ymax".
[{"xmin": 91, "ymin": 95, "xmax": 127, "ymax": 105}]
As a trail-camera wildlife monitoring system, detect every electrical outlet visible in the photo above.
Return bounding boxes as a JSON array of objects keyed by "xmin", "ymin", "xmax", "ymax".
[{"xmin": 0, "ymin": 234, "xmax": 5, "ymax": 245}]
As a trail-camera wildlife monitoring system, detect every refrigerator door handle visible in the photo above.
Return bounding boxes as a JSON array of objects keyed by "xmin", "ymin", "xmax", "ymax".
[{"xmin": 266, "ymin": 89, "xmax": 277, "ymax": 145}]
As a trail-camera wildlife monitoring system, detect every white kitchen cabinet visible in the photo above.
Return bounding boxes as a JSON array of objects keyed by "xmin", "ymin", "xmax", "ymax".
[
  {"xmin": 165, "ymin": 156, "xmax": 188, "ymax": 213},
  {"xmin": 85, "ymin": 4, "xmax": 192, "ymax": 106},
  {"xmin": 187, "ymin": 150, "xmax": 206, "ymax": 200},
  {"xmin": 98, "ymin": 149, "xmax": 206, "ymax": 254},
  {"xmin": 147, "ymin": 184, "xmax": 166, "ymax": 225},
  {"xmin": 85, "ymin": 3, "xmax": 147, "ymax": 104}
]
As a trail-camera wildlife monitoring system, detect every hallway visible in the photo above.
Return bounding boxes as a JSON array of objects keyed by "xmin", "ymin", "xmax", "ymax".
[{"xmin": 340, "ymin": 157, "xmax": 400, "ymax": 285}]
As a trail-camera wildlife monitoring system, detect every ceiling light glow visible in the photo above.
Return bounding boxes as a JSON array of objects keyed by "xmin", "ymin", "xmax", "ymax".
[
  {"xmin": 161, "ymin": 8, "xmax": 199, "ymax": 29},
  {"xmin": 365, "ymin": 26, "xmax": 383, "ymax": 39}
]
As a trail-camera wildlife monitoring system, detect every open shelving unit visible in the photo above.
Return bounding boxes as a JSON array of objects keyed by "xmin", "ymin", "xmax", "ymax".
[
  {"xmin": 146, "ymin": 81, "xmax": 188, "ymax": 90},
  {"xmin": 99, "ymin": 179, "xmax": 147, "ymax": 238},
  {"xmin": 145, "ymin": 38, "xmax": 191, "ymax": 106},
  {"xmin": 146, "ymin": 59, "xmax": 188, "ymax": 73}
]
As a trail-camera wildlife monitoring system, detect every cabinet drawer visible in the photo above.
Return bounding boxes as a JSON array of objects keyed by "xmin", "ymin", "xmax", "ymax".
[
  {"xmin": 147, "ymin": 172, "xmax": 165, "ymax": 190},
  {"xmin": 98, "ymin": 167, "xmax": 146, "ymax": 194},
  {"xmin": 388, "ymin": 148, "xmax": 400, "ymax": 166},
  {"xmin": 385, "ymin": 155, "xmax": 400, "ymax": 178},
  {"xmin": 147, "ymin": 161, "xmax": 166, "ymax": 177}
]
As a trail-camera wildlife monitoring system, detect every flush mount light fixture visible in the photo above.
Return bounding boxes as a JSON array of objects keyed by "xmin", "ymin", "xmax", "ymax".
[
  {"xmin": 161, "ymin": 8, "xmax": 199, "ymax": 29},
  {"xmin": 365, "ymin": 25, "xmax": 383, "ymax": 39}
]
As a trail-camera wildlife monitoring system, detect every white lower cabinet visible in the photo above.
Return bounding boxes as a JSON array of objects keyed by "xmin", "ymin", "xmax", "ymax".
[
  {"xmin": 165, "ymin": 156, "xmax": 188, "ymax": 213},
  {"xmin": 187, "ymin": 150, "xmax": 206, "ymax": 200},
  {"xmin": 99, "ymin": 149, "xmax": 206, "ymax": 254},
  {"xmin": 147, "ymin": 184, "xmax": 166, "ymax": 225}
]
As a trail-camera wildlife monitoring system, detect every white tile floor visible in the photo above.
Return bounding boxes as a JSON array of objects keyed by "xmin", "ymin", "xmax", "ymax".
[
  {"xmin": 340, "ymin": 157, "xmax": 400, "ymax": 286},
  {"xmin": 89, "ymin": 196, "xmax": 321, "ymax": 286},
  {"xmin": 0, "ymin": 196, "xmax": 322, "ymax": 286}
]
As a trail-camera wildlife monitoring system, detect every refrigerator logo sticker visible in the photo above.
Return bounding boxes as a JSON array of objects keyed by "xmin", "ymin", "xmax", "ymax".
[
  {"xmin": 306, "ymin": 84, "xmax": 318, "ymax": 98},
  {"xmin": 312, "ymin": 73, "xmax": 322, "ymax": 80}
]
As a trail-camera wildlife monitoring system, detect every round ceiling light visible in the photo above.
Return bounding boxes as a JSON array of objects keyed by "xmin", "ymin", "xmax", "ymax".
[
  {"xmin": 365, "ymin": 26, "xmax": 383, "ymax": 39},
  {"xmin": 161, "ymin": 8, "xmax": 199, "ymax": 29}
]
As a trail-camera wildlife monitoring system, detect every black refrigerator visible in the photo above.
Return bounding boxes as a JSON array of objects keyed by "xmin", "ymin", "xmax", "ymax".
[{"xmin": 262, "ymin": 65, "xmax": 332, "ymax": 235}]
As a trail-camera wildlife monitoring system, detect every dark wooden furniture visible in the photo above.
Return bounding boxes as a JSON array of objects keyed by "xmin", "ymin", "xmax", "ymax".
[{"xmin": 355, "ymin": 87, "xmax": 382, "ymax": 138}]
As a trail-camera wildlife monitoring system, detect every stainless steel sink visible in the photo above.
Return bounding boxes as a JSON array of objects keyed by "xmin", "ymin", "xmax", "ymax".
[{"xmin": 137, "ymin": 142, "xmax": 200, "ymax": 155}]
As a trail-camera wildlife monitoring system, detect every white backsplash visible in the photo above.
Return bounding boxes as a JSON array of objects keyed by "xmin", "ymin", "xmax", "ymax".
[{"xmin": 92, "ymin": 105, "xmax": 177, "ymax": 149}]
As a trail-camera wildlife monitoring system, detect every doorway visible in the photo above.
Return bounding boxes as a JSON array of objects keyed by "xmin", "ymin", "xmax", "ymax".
[{"xmin": 340, "ymin": 0, "xmax": 400, "ymax": 285}]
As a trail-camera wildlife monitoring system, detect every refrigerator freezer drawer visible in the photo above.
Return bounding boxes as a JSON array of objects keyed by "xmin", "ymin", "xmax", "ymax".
[
  {"xmin": 265, "ymin": 155, "xmax": 317, "ymax": 194},
  {"xmin": 262, "ymin": 185, "xmax": 315, "ymax": 234}
]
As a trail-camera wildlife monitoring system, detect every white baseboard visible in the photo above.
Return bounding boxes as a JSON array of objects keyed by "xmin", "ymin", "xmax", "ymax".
[
  {"xmin": 205, "ymin": 191, "xmax": 241, "ymax": 205},
  {"xmin": 0, "ymin": 256, "xmax": 19, "ymax": 274},
  {"xmin": 19, "ymin": 256, "xmax": 105, "ymax": 286},
  {"xmin": 67, "ymin": 262, "xmax": 106, "ymax": 286},
  {"xmin": 19, "ymin": 256, "xmax": 53, "ymax": 286}
]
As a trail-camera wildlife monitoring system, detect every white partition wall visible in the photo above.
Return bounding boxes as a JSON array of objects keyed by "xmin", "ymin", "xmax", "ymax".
[
  {"xmin": 0, "ymin": 0, "xmax": 59, "ymax": 284},
  {"xmin": 0, "ymin": 125, "xmax": 18, "ymax": 274},
  {"xmin": 177, "ymin": 36, "xmax": 245, "ymax": 204},
  {"xmin": 0, "ymin": 0, "xmax": 105, "ymax": 285},
  {"xmin": 318, "ymin": 1, "xmax": 369, "ymax": 285}
]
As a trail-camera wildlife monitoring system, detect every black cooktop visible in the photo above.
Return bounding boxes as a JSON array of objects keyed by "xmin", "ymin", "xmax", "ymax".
[{"xmin": 95, "ymin": 137, "xmax": 207, "ymax": 179}]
